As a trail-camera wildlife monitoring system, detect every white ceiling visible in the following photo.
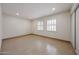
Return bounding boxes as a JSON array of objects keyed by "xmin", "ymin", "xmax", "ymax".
[{"xmin": 2, "ymin": 3, "xmax": 72, "ymax": 20}]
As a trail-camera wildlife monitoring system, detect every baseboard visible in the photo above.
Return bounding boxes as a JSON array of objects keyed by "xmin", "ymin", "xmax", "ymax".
[
  {"xmin": 2, "ymin": 33, "xmax": 70, "ymax": 43},
  {"xmin": 2, "ymin": 34, "xmax": 32, "ymax": 40},
  {"xmin": 31, "ymin": 33, "xmax": 70, "ymax": 43}
]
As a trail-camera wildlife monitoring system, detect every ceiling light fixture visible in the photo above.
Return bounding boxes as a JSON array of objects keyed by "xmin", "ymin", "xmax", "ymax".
[
  {"xmin": 16, "ymin": 13, "xmax": 19, "ymax": 16},
  {"xmin": 52, "ymin": 8, "xmax": 55, "ymax": 11}
]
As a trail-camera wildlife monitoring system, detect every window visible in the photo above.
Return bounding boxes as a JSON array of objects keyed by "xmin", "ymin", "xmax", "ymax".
[
  {"xmin": 47, "ymin": 19, "xmax": 56, "ymax": 31},
  {"xmin": 37, "ymin": 21, "xmax": 43, "ymax": 30}
]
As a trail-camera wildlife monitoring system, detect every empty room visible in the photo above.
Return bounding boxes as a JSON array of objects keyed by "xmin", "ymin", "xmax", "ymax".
[{"xmin": 0, "ymin": 3, "xmax": 79, "ymax": 55}]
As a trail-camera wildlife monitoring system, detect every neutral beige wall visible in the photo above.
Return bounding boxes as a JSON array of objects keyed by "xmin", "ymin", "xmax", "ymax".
[
  {"xmin": 3, "ymin": 14, "xmax": 32, "ymax": 39},
  {"xmin": 32, "ymin": 11, "xmax": 71, "ymax": 41},
  {"xmin": 0, "ymin": 4, "xmax": 2, "ymax": 51}
]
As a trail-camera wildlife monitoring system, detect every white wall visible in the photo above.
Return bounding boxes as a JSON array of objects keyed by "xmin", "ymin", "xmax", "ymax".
[
  {"xmin": 32, "ymin": 11, "xmax": 71, "ymax": 41},
  {"xmin": 70, "ymin": 4, "xmax": 79, "ymax": 52},
  {"xmin": 71, "ymin": 12, "xmax": 76, "ymax": 48},
  {"xmin": 0, "ymin": 4, "xmax": 2, "ymax": 51},
  {"xmin": 3, "ymin": 14, "xmax": 32, "ymax": 39},
  {"xmin": 76, "ymin": 6, "xmax": 79, "ymax": 54}
]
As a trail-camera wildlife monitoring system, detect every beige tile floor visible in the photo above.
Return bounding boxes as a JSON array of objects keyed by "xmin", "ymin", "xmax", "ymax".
[{"xmin": 1, "ymin": 35, "xmax": 75, "ymax": 55}]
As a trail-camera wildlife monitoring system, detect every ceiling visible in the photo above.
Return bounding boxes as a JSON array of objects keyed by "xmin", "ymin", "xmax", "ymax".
[{"xmin": 2, "ymin": 3, "xmax": 72, "ymax": 20}]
